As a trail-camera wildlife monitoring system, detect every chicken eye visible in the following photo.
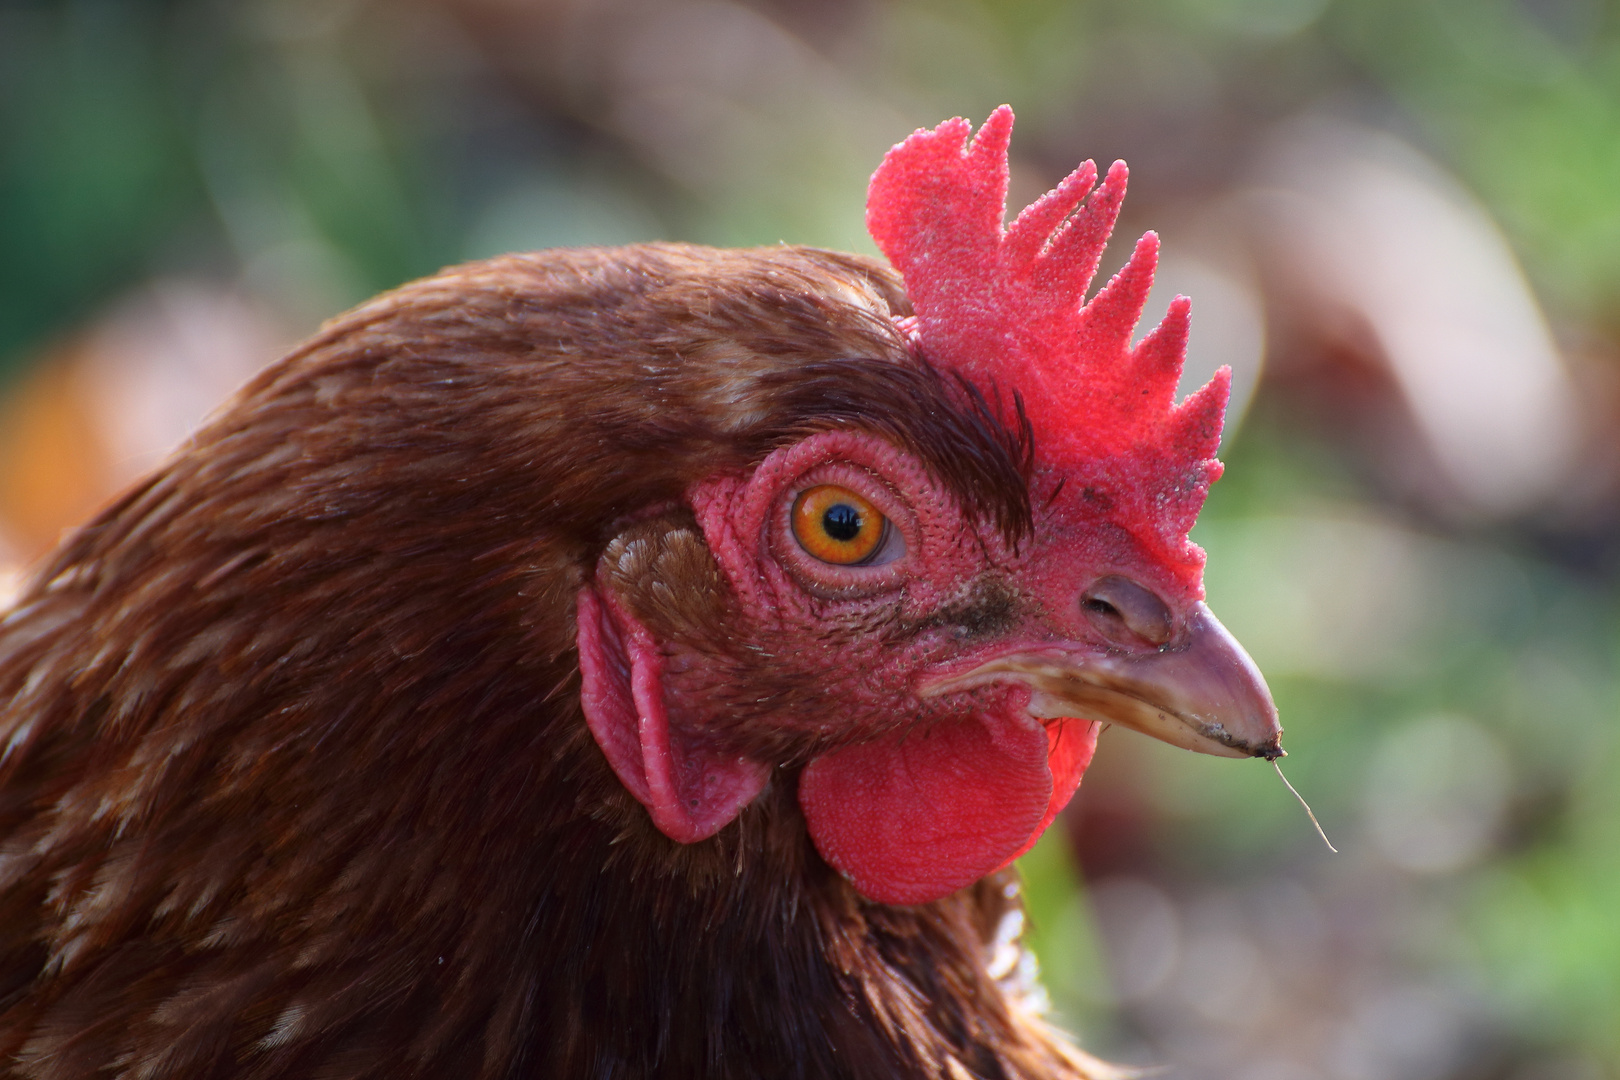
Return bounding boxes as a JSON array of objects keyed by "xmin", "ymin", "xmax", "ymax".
[{"xmin": 791, "ymin": 485, "xmax": 890, "ymax": 566}]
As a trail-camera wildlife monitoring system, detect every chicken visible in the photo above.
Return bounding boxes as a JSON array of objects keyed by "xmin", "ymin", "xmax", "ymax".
[{"xmin": 0, "ymin": 108, "xmax": 1279, "ymax": 1079}]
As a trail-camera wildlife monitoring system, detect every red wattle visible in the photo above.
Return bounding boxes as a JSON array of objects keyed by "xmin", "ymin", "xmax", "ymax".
[
  {"xmin": 1001, "ymin": 718, "xmax": 1099, "ymax": 867},
  {"xmin": 799, "ymin": 708, "xmax": 1091, "ymax": 905}
]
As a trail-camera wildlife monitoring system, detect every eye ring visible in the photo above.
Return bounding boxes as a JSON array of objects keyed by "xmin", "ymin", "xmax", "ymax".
[{"xmin": 791, "ymin": 485, "xmax": 890, "ymax": 566}]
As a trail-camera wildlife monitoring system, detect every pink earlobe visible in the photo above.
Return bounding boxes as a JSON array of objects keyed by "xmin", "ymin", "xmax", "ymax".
[
  {"xmin": 576, "ymin": 585, "xmax": 769, "ymax": 843},
  {"xmin": 576, "ymin": 585, "xmax": 652, "ymax": 805}
]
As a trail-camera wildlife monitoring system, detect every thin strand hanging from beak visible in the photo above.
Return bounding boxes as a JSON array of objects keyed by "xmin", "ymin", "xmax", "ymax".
[{"xmin": 1273, "ymin": 760, "xmax": 1337, "ymax": 853}]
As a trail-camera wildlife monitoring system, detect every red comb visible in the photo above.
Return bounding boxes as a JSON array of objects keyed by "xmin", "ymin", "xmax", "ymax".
[{"xmin": 867, "ymin": 107, "xmax": 1229, "ymax": 542}]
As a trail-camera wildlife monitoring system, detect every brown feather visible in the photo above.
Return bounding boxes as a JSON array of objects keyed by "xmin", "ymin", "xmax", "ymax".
[{"xmin": 0, "ymin": 243, "xmax": 1098, "ymax": 1079}]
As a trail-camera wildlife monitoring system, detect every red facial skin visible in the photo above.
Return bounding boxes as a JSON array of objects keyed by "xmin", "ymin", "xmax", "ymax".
[{"xmin": 579, "ymin": 428, "xmax": 1212, "ymax": 905}]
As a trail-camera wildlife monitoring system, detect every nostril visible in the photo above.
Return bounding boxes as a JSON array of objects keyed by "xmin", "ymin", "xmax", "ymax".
[
  {"xmin": 1081, "ymin": 576, "xmax": 1173, "ymax": 647},
  {"xmin": 1081, "ymin": 596, "xmax": 1121, "ymax": 619}
]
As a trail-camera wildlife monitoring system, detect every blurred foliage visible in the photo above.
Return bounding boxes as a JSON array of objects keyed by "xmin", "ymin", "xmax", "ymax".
[
  {"xmin": 0, "ymin": 1, "xmax": 200, "ymax": 376},
  {"xmin": 0, "ymin": 0, "xmax": 463, "ymax": 381},
  {"xmin": 4, "ymin": 0, "xmax": 1620, "ymax": 1075},
  {"xmin": 1332, "ymin": 0, "xmax": 1620, "ymax": 326}
]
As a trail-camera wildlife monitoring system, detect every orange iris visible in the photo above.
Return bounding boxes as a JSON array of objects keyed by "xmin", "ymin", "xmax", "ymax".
[{"xmin": 791, "ymin": 485, "xmax": 887, "ymax": 565}]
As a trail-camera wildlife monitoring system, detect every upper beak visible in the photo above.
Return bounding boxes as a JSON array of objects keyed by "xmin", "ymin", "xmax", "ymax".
[{"xmin": 923, "ymin": 602, "xmax": 1283, "ymax": 760}]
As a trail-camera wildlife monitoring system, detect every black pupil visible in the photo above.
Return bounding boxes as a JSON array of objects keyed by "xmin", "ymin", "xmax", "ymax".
[{"xmin": 822, "ymin": 503, "xmax": 863, "ymax": 542}]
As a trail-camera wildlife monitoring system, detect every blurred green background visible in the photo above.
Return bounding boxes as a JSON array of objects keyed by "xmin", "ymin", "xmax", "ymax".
[{"xmin": 2, "ymin": 1, "xmax": 1618, "ymax": 1076}]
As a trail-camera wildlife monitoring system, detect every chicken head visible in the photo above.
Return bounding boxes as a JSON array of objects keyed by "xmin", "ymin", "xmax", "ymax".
[{"xmin": 576, "ymin": 108, "xmax": 1281, "ymax": 906}]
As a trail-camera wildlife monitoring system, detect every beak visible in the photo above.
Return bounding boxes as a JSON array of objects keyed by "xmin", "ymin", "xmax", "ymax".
[{"xmin": 924, "ymin": 603, "xmax": 1283, "ymax": 760}]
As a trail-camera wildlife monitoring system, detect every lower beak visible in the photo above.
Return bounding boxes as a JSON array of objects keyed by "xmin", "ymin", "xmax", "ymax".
[{"xmin": 926, "ymin": 603, "xmax": 1283, "ymax": 760}]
